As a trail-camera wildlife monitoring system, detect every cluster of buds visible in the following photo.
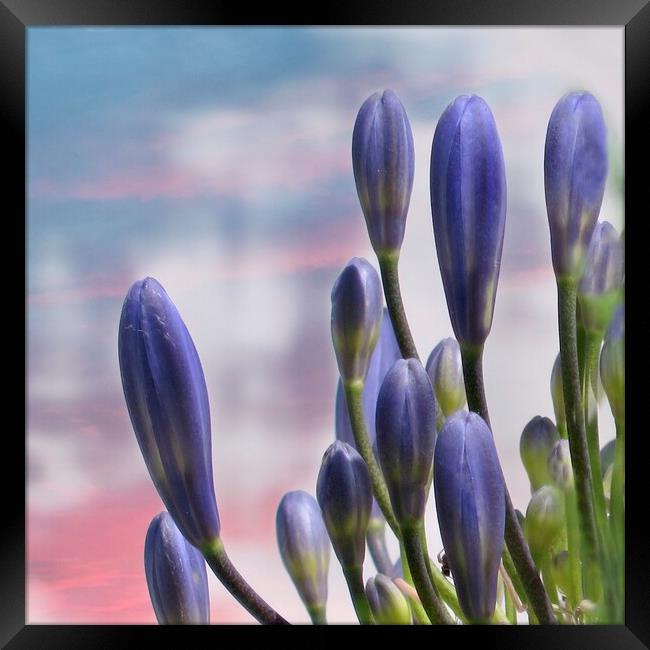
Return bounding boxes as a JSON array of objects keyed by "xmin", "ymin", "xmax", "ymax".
[{"xmin": 117, "ymin": 85, "xmax": 622, "ymax": 625}]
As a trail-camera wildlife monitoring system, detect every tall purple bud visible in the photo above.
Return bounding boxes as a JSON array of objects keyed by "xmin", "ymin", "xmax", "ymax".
[
  {"xmin": 144, "ymin": 512, "xmax": 210, "ymax": 624},
  {"xmin": 276, "ymin": 491, "xmax": 330, "ymax": 623},
  {"xmin": 119, "ymin": 278, "xmax": 220, "ymax": 550},
  {"xmin": 375, "ymin": 359, "xmax": 437, "ymax": 529},
  {"xmin": 316, "ymin": 441, "xmax": 373, "ymax": 571},
  {"xmin": 352, "ymin": 89, "xmax": 415, "ymax": 258},
  {"xmin": 331, "ymin": 258, "xmax": 383, "ymax": 386},
  {"xmin": 544, "ymin": 92, "xmax": 608, "ymax": 281},
  {"xmin": 430, "ymin": 95, "xmax": 507, "ymax": 349},
  {"xmin": 433, "ymin": 411, "xmax": 506, "ymax": 623},
  {"xmin": 578, "ymin": 221, "xmax": 624, "ymax": 334}
]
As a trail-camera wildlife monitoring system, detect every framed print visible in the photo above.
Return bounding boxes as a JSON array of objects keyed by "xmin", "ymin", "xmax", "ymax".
[{"xmin": 3, "ymin": 0, "xmax": 649, "ymax": 646}]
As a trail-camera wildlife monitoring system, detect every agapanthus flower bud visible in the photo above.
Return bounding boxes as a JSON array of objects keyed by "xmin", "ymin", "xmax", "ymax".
[
  {"xmin": 425, "ymin": 337, "xmax": 467, "ymax": 418},
  {"xmin": 600, "ymin": 439, "xmax": 616, "ymax": 478},
  {"xmin": 519, "ymin": 416, "xmax": 561, "ymax": 492},
  {"xmin": 548, "ymin": 439, "xmax": 574, "ymax": 490},
  {"xmin": 316, "ymin": 441, "xmax": 373, "ymax": 570},
  {"xmin": 550, "ymin": 352, "xmax": 565, "ymax": 428},
  {"xmin": 525, "ymin": 486, "xmax": 566, "ymax": 561},
  {"xmin": 376, "ymin": 359, "xmax": 437, "ymax": 528},
  {"xmin": 578, "ymin": 221, "xmax": 624, "ymax": 333},
  {"xmin": 276, "ymin": 490, "xmax": 330, "ymax": 620},
  {"xmin": 600, "ymin": 304, "xmax": 624, "ymax": 420},
  {"xmin": 331, "ymin": 258, "xmax": 383, "ymax": 385},
  {"xmin": 352, "ymin": 90, "xmax": 415, "ymax": 257},
  {"xmin": 144, "ymin": 511, "xmax": 210, "ymax": 624},
  {"xmin": 335, "ymin": 309, "xmax": 402, "ymax": 447},
  {"xmin": 544, "ymin": 91, "xmax": 608, "ymax": 280},
  {"xmin": 119, "ymin": 278, "xmax": 220, "ymax": 549},
  {"xmin": 430, "ymin": 95, "xmax": 507, "ymax": 348},
  {"xmin": 433, "ymin": 411, "xmax": 506, "ymax": 623},
  {"xmin": 365, "ymin": 574, "xmax": 412, "ymax": 624}
]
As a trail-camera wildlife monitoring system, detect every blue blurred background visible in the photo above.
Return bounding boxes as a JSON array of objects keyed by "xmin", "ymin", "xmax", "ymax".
[{"xmin": 27, "ymin": 27, "xmax": 623, "ymax": 623}]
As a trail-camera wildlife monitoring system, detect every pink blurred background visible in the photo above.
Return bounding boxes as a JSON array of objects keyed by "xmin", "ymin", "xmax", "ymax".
[{"xmin": 27, "ymin": 27, "xmax": 623, "ymax": 623}]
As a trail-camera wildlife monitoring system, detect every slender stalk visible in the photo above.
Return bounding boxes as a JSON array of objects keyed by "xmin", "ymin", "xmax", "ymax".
[
  {"xmin": 307, "ymin": 604, "xmax": 327, "ymax": 625},
  {"xmin": 344, "ymin": 381, "xmax": 400, "ymax": 537},
  {"xmin": 202, "ymin": 538, "xmax": 289, "ymax": 624},
  {"xmin": 378, "ymin": 252, "xmax": 420, "ymax": 361},
  {"xmin": 610, "ymin": 417, "xmax": 625, "ymax": 622},
  {"xmin": 541, "ymin": 556, "xmax": 559, "ymax": 606},
  {"xmin": 564, "ymin": 487, "xmax": 583, "ymax": 610},
  {"xmin": 556, "ymin": 279, "xmax": 601, "ymax": 603},
  {"xmin": 461, "ymin": 344, "xmax": 557, "ymax": 624},
  {"xmin": 583, "ymin": 332, "xmax": 608, "ymax": 530},
  {"xmin": 505, "ymin": 583, "xmax": 517, "ymax": 624},
  {"xmin": 367, "ymin": 521, "xmax": 395, "ymax": 577},
  {"xmin": 394, "ymin": 578, "xmax": 431, "ymax": 624},
  {"xmin": 342, "ymin": 566, "xmax": 375, "ymax": 624},
  {"xmin": 402, "ymin": 525, "xmax": 454, "ymax": 624},
  {"xmin": 502, "ymin": 545, "xmax": 527, "ymax": 606}
]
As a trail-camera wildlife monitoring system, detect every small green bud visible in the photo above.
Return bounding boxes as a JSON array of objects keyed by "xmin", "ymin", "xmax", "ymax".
[
  {"xmin": 525, "ymin": 486, "xmax": 566, "ymax": 562},
  {"xmin": 365, "ymin": 574, "xmax": 412, "ymax": 624}
]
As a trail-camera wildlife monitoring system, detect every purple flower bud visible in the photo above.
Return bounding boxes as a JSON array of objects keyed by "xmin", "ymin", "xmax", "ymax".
[
  {"xmin": 425, "ymin": 337, "xmax": 467, "ymax": 418},
  {"xmin": 144, "ymin": 511, "xmax": 210, "ymax": 624},
  {"xmin": 600, "ymin": 304, "xmax": 624, "ymax": 420},
  {"xmin": 365, "ymin": 574, "xmax": 412, "ymax": 624},
  {"xmin": 524, "ymin": 486, "xmax": 566, "ymax": 562},
  {"xmin": 433, "ymin": 411, "xmax": 505, "ymax": 623},
  {"xmin": 376, "ymin": 359, "xmax": 437, "ymax": 528},
  {"xmin": 119, "ymin": 278, "xmax": 220, "ymax": 549},
  {"xmin": 544, "ymin": 92, "xmax": 608, "ymax": 280},
  {"xmin": 519, "ymin": 416, "xmax": 561, "ymax": 492},
  {"xmin": 430, "ymin": 95, "xmax": 507, "ymax": 348},
  {"xmin": 352, "ymin": 90, "xmax": 415, "ymax": 257},
  {"xmin": 276, "ymin": 491, "xmax": 330, "ymax": 619},
  {"xmin": 578, "ymin": 221, "xmax": 624, "ymax": 333},
  {"xmin": 316, "ymin": 441, "xmax": 373, "ymax": 570},
  {"xmin": 335, "ymin": 309, "xmax": 402, "ymax": 448},
  {"xmin": 331, "ymin": 258, "xmax": 383, "ymax": 385}
]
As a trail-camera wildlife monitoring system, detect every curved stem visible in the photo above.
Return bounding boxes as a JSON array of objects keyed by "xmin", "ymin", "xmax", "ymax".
[
  {"xmin": 402, "ymin": 525, "xmax": 453, "ymax": 624},
  {"xmin": 564, "ymin": 487, "xmax": 583, "ymax": 610},
  {"xmin": 342, "ymin": 566, "xmax": 375, "ymax": 624},
  {"xmin": 556, "ymin": 279, "xmax": 601, "ymax": 603},
  {"xmin": 378, "ymin": 252, "xmax": 420, "ymax": 361},
  {"xmin": 344, "ymin": 381, "xmax": 400, "ymax": 537},
  {"xmin": 202, "ymin": 538, "xmax": 289, "ymax": 625},
  {"xmin": 461, "ymin": 344, "xmax": 557, "ymax": 625},
  {"xmin": 367, "ymin": 520, "xmax": 396, "ymax": 577},
  {"xmin": 541, "ymin": 555, "xmax": 559, "ymax": 606}
]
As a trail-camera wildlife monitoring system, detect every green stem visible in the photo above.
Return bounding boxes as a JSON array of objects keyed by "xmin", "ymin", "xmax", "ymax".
[
  {"xmin": 502, "ymin": 546, "xmax": 527, "ymax": 606},
  {"xmin": 584, "ymin": 332, "xmax": 608, "ymax": 534},
  {"xmin": 402, "ymin": 525, "xmax": 454, "ymax": 624},
  {"xmin": 564, "ymin": 487, "xmax": 583, "ymax": 610},
  {"xmin": 367, "ymin": 520, "xmax": 396, "ymax": 577},
  {"xmin": 307, "ymin": 604, "xmax": 327, "ymax": 625},
  {"xmin": 344, "ymin": 381, "xmax": 400, "ymax": 537},
  {"xmin": 556, "ymin": 279, "xmax": 601, "ymax": 603},
  {"xmin": 342, "ymin": 566, "xmax": 375, "ymax": 624},
  {"xmin": 505, "ymin": 581, "xmax": 517, "ymax": 624},
  {"xmin": 541, "ymin": 555, "xmax": 559, "ymax": 606},
  {"xmin": 461, "ymin": 344, "xmax": 557, "ymax": 625},
  {"xmin": 202, "ymin": 538, "xmax": 289, "ymax": 624},
  {"xmin": 378, "ymin": 252, "xmax": 420, "ymax": 361}
]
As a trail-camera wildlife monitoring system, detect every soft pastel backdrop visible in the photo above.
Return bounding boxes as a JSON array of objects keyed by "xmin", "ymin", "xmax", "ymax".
[{"xmin": 27, "ymin": 27, "xmax": 623, "ymax": 624}]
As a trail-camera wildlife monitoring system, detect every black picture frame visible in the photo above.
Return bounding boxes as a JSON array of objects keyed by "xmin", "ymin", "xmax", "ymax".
[{"xmin": 5, "ymin": 0, "xmax": 648, "ymax": 646}]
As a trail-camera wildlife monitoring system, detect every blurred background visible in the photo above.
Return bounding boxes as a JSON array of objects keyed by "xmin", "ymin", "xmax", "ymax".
[{"xmin": 27, "ymin": 27, "xmax": 623, "ymax": 624}]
